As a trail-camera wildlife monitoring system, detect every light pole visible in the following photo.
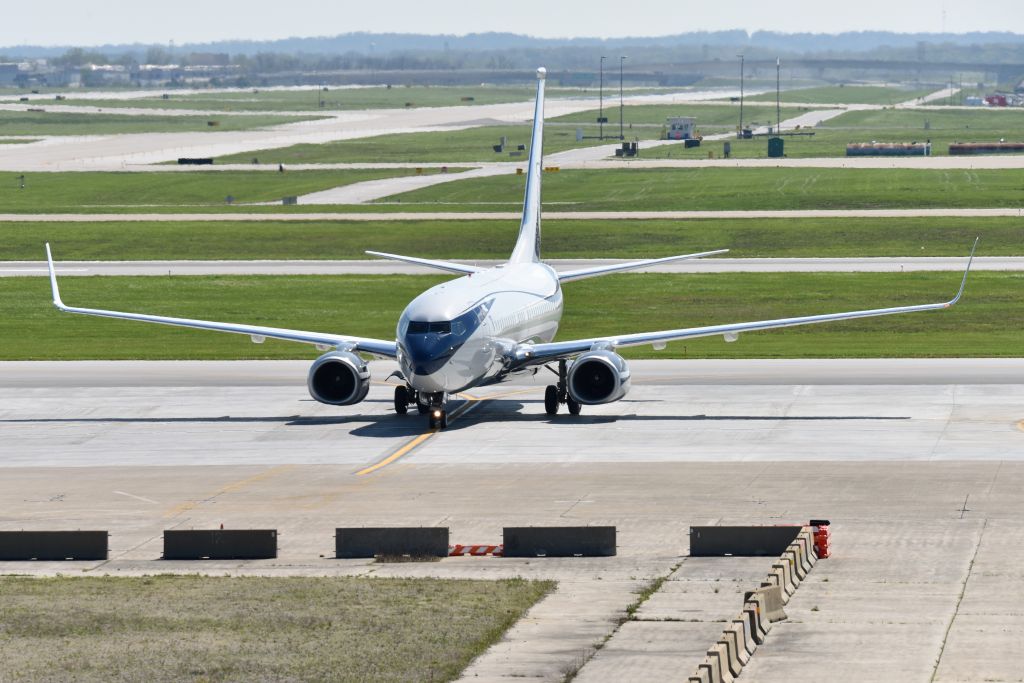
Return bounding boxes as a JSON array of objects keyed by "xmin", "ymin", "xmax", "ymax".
[
  {"xmin": 599, "ymin": 55, "xmax": 606, "ymax": 140},
  {"xmin": 775, "ymin": 57, "xmax": 780, "ymax": 134},
  {"xmin": 737, "ymin": 54, "xmax": 745, "ymax": 139},
  {"xmin": 619, "ymin": 55, "xmax": 626, "ymax": 140}
]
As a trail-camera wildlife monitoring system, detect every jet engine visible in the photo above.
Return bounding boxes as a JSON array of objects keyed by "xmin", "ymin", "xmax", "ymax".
[
  {"xmin": 307, "ymin": 351, "xmax": 371, "ymax": 406},
  {"xmin": 567, "ymin": 350, "xmax": 631, "ymax": 405}
]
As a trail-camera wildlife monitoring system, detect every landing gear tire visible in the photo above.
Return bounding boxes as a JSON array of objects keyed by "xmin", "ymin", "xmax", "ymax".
[
  {"xmin": 544, "ymin": 385, "xmax": 559, "ymax": 415},
  {"xmin": 567, "ymin": 395, "xmax": 582, "ymax": 415},
  {"xmin": 394, "ymin": 385, "xmax": 409, "ymax": 415},
  {"xmin": 416, "ymin": 402, "xmax": 429, "ymax": 415}
]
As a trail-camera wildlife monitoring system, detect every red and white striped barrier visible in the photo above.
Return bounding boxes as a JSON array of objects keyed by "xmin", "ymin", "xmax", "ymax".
[{"xmin": 449, "ymin": 544, "xmax": 503, "ymax": 557}]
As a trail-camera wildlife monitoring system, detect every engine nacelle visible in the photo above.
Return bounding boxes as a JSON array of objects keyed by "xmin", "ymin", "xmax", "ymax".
[
  {"xmin": 567, "ymin": 350, "xmax": 631, "ymax": 405},
  {"xmin": 307, "ymin": 351, "xmax": 371, "ymax": 406}
]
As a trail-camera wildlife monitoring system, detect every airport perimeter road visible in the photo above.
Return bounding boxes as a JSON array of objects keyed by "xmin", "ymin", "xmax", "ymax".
[
  {"xmin": 1, "ymin": 357, "xmax": 1022, "ymax": 682},
  {"xmin": 4, "ymin": 256, "xmax": 1017, "ymax": 277}
]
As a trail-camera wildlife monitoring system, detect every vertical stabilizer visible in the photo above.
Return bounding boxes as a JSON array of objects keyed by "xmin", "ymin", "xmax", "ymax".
[{"xmin": 509, "ymin": 67, "xmax": 547, "ymax": 263}]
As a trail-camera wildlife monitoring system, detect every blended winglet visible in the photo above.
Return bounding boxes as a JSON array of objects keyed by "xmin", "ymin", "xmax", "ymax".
[
  {"xmin": 947, "ymin": 237, "xmax": 978, "ymax": 307},
  {"xmin": 45, "ymin": 243, "xmax": 66, "ymax": 310}
]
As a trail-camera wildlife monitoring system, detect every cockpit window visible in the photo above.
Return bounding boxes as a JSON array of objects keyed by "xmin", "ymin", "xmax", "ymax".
[{"xmin": 408, "ymin": 321, "xmax": 452, "ymax": 335}]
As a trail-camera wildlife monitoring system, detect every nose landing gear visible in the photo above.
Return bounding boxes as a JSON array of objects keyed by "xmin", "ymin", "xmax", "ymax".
[
  {"xmin": 395, "ymin": 385, "xmax": 448, "ymax": 428},
  {"xmin": 545, "ymin": 359, "xmax": 582, "ymax": 416}
]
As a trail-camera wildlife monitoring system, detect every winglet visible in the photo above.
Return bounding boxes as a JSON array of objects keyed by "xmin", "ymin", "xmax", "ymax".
[
  {"xmin": 947, "ymin": 237, "xmax": 978, "ymax": 307},
  {"xmin": 45, "ymin": 243, "xmax": 66, "ymax": 310}
]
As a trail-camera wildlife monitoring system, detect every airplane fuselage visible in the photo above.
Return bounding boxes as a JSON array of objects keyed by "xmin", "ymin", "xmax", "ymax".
[{"xmin": 396, "ymin": 262, "xmax": 563, "ymax": 395}]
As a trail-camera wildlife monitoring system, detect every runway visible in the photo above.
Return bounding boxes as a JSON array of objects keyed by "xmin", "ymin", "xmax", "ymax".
[
  {"xmin": 1, "ymin": 255, "xmax": 1008, "ymax": 277},
  {"xmin": 1, "ymin": 359, "xmax": 1020, "ymax": 468}
]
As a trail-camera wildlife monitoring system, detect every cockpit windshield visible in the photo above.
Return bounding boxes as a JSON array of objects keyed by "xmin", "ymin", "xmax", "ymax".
[{"xmin": 407, "ymin": 321, "xmax": 451, "ymax": 334}]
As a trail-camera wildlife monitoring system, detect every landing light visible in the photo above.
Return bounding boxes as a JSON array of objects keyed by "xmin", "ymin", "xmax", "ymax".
[{"xmin": 433, "ymin": 410, "xmax": 442, "ymax": 418}]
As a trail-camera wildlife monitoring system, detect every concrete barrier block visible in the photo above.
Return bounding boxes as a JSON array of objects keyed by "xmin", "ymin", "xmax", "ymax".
[
  {"xmin": 0, "ymin": 530, "xmax": 108, "ymax": 561},
  {"xmin": 799, "ymin": 527, "xmax": 818, "ymax": 564},
  {"xmin": 698, "ymin": 657, "xmax": 722, "ymax": 683},
  {"xmin": 744, "ymin": 604, "xmax": 769, "ymax": 644},
  {"xmin": 772, "ymin": 562, "xmax": 796, "ymax": 598},
  {"xmin": 723, "ymin": 624, "xmax": 750, "ymax": 666},
  {"xmin": 689, "ymin": 525, "xmax": 801, "ymax": 556},
  {"xmin": 164, "ymin": 529, "xmax": 276, "ymax": 560},
  {"xmin": 747, "ymin": 585, "xmax": 787, "ymax": 623},
  {"xmin": 784, "ymin": 547, "xmax": 806, "ymax": 581},
  {"xmin": 707, "ymin": 643, "xmax": 735, "ymax": 682},
  {"xmin": 733, "ymin": 616, "xmax": 756, "ymax": 657},
  {"xmin": 502, "ymin": 526, "xmax": 615, "ymax": 557},
  {"xmin": 788, "ymin": 541, "xmax": 812, "ymax": 576},
  {"xmin": 688, "ymin": 668, "xmax": 712, "ymax": 683},
  {"xmin": 335, "ymin": 527, "xmax": 449, "ymax": 559},
  {"xmin": 719, "ymin": 631, "xmax": 744, "ymax": 674}
]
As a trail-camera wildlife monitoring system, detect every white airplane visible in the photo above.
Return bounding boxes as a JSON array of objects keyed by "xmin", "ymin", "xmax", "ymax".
[{"xmin": 46, "ymin": 67, "xmax": 976, "ymax": 429}]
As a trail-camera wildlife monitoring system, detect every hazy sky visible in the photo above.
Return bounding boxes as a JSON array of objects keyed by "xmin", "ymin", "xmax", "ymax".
[{"xmin": 2, "ymin": 0, "xmax": 1021, "ymax": 47}]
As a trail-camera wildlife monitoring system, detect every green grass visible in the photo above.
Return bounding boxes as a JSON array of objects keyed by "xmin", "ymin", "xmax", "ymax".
[
  {"xmin": 4, "ymin": 271, "xmax": 1018, "ymax": 360},
  {"xmin": 0, "ymin": 137, "xmax": 36, "ymax": 144},
  {"xmin": 0, "ymin": 169, "xmax": 454, "ymax": 211},
  {"xmin": 216, "ymin": 122, "xmax": 657, "ymax": 164},
  {"xmin": 0, "ymin": 575, "xmax": 552, "ymax": 683},
  {"xmin": 0, "ymin": 110, "xmax": 321, "ymax": 136},
  {"xmin": 12, "ymin": 216, "xmax": 1014, "ymax": 261},
  {"xmin": 748, "ymin": 85, "xmax": 935, "ymax": 105},
  {"xmin": 382, "ymin": 167, "xmax": 1024, "ymax": 211}
]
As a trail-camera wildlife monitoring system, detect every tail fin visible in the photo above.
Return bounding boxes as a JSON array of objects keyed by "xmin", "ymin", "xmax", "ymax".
[{"xmin": 509, "ymin": 67, "xmax": 547, "ymax": 264}]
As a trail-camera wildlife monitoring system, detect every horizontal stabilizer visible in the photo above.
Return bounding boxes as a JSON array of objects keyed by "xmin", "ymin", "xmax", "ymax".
[
  {"xmin": 365, "ymin": 251, "xmax": 482, "ymax": 275},
  {"xmin": 557, "ymin": 249, "xmax": 729, "ymax": 282}
]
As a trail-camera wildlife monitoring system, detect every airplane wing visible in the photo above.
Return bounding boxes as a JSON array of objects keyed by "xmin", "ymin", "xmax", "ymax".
[
  {"xmin": 46, "ymin": 244, "xmax": 397, "ymax": 358},
  {"xmin": 517, "ymin": 239, "xmax": 977, "ymax": 365},
  {"xmin": 365, "ymin": 250, "xmax": 482, "ymax": 275},
  {"xmin": 557, "ymin": 249, "xmax": 729, "ymax": 283}
]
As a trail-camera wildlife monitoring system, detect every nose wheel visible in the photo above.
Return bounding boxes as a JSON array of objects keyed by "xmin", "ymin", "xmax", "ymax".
[{"xmin": 545, "ymin": 359, "xmax": 582, "ymax": 416}]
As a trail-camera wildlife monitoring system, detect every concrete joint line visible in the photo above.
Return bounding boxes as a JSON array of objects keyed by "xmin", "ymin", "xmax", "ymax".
[{"xmin": 930, "ymin": 518, "xmax": 988, "ymax": 683}]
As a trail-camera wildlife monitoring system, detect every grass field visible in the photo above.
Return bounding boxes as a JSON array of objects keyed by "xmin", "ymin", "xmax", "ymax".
[
  {"xmin": 748, "ymin": 85, "xmax": 935, "ymax": 105},
  {"xmin": 0, "ymin": 110, "xmax": 320, "ymax": 136},
  {"xmin": 0, "ymin": 575, "xmax": 552, "ymax": 683},
  {"xmin": 12, "ymin": 216, "xmax": 1012, "ymax": 261},
  {"xmin": 382, "ymin": 167, "xmax": 1024, "ymax": 211},
  {"xmin": 5, "ymin": 271, "xmax": 1019, "ymax": 360},
  {"xmin": 216, "ymin": 122, "xmax": 656, "ymax": 164},
  {"xmin": 0, "ymin": 169, "xmax": 455, "ymax": 211}
]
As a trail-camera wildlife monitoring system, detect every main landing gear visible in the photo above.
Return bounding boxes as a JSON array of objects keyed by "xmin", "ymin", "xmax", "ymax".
[
  {"xmin": 394, "ymin": 384, "xmax": 447, "ymax": 429},
  {"xmin": 545, "ymin": 359, "xmax": 582, "ymax": 416}
]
